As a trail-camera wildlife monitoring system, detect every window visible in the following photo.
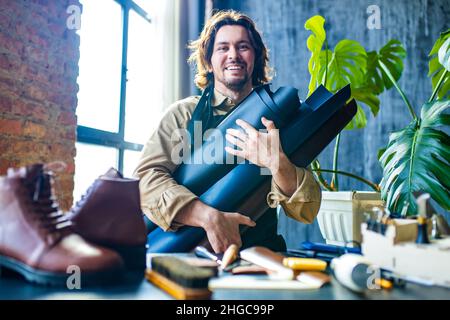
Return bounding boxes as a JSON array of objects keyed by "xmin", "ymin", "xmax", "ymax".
[{"xmin": 74, "ymin": 0, "xmax": 158, "ymax": 201}]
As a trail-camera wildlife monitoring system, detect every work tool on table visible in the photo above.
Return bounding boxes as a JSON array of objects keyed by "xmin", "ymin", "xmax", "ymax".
[
  {"xmin": 146, "ymin": 256, "xmax": 215, "ymax": 300},
  {"xmin": 194, "ymin": 245, "xmax": 239, "ymax": 271}
]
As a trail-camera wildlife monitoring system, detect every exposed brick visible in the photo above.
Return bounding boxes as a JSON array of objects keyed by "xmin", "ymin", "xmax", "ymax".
[
  {"xmin": 0, "ymin": 32, "xmax": 24, "ymax": 56},
  {"xmin": 65, "ymin": 160, "xmax": 75, "ymax": 174},
  {"xmin": 0, "ymin": 158, "xmax": 17, "ymax": 175},
  {"xmin": 0, "ymin": 74, "xmax": 17, "ymax": 89},
  {"xmin": 57, "ymin": 110, "xmax": 76, "ymax": 126},
  {"xmin": 48, "ymin": 142, "xmax": 74, "ymax": 159},
  {"xmin": 12, "ymin": 139, "xmax": 50, "ymax": 157},
  {"xmin": 0, "ymin": 12, "xmax": 13, "ymax": 31},
  {"xmin": 64, "ymin": 128, "xmax": 76, "ymax": 140},
  {"xmin": 28, "ymin": 11, "xmax": 50, "ymax": 34},
  {"xmin": 22, "ymin": 83, "xmax": 48, "ymax": 102},
  {"xmin": 0, "ymin": 118, "xmax": 22, "ymax": 135},
  {"xmin": 47, "ymin": 91, "xmax": 76, "ymax": 109},
  {"xmin": 0, "ymin": 54, "xmax": 8, "ymax": 69},
  {"xmin": 12, "ymin": 99, "xmax": 50, "ymax": 122},
  {"xmin": 30, "ymin": 0, "xmax": 50, "ymax": 6},
  {"xmin": 21, "ymin": 63, "xmax": 50, "ymax": 84},
  {"xmin": 23, "ymin": 121, "xmax": 46, "ymax": 138},
  {"xmin": 22, "ymin": 45, "xmax": 49, "ymax": 65},
  {"xmin": 0, "ymin": 138, "xmax": 13, "ymax": 155},
  {"xmin": 1, "ymin": 0, "xmax": 80, "ymax": 203},
  {"xmin": 0, "ymin": 94, "xmax": 13, "ymax": 112},
  {"xmin": 0, "ymin": 1, "xmax": 25, "ymax": 18}
]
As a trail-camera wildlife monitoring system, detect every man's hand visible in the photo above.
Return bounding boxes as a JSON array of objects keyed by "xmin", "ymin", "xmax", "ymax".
[
  {"xmin": 175, "ymin": 199, "xmax": 256, "ymax": 253},
  {"xmin": 202, "ymin": 208, "xmax": 256, "ymax": 253},
  {"xmin": 225, "ymin": 117, "xmax": 297, "ymax": 196},
  {"xmin": 225, "ymin": 117, "xmax": 281, "ymax": 172}
]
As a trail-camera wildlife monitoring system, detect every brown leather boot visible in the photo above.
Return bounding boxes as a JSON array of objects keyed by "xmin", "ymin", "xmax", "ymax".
[
  {"xmin": 69, "ymin": 168, "xmax": 147, "ymax": 270},
  {"xmin": 0, "ymin": 164, "xmax": 125, "ymax": 286}
]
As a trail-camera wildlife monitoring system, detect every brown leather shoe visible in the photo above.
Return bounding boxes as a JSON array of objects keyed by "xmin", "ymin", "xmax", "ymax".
[
  {"xmin": 69, "ymin": 168, "xmax": 147, "ymax": 270},
  {"xmin": 0, "ymin": 164, "xmax": 125, "ymax": 286}
]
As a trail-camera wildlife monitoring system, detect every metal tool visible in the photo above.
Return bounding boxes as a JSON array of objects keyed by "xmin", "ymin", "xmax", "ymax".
[{"xmin": 194, "ymin": 245, "xmax": 239, "ymax": 271}]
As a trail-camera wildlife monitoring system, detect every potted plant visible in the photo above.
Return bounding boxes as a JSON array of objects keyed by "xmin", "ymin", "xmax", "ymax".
[
  {"xmin": 303, "ymin": 15, "xmax": 407, "ymax": 246},
  {"xmin": 378, "ymin": 30, "xmax": 449, "ymax": 216}
]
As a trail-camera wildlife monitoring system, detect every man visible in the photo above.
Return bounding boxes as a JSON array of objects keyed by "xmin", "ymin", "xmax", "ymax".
[{"xmin": 134, "ymin": 10, "xmax": 321, "ymax": 253}]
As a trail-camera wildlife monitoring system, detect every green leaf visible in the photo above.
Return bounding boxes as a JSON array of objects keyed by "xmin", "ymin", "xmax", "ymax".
[
  {"xmin": 377, "ymin": 147, "xmax": 387, "ymax": 160},
  {"xmin": 429, "ymin": 29, "xmax": 450, "ymax": 56},
  {"xmin": 379, "ymin": 99, "xmax": 450, "ymax": 215},
  {"xmin": 438, "ymin": 37, "xmax": 450, "ymax": 71},
  {"xmin": 318, "ymin": 40, "xmax": 367, "ymax": 92},
  {"xmin": 428, "ymin": 29, "xmax": 450, "ymax": 99},
  {"xmin": 305, "ymin": 15, "xmax": 326, "ymax": 97},
  {"xmin": 352, "ymin": 86, "xmax": 380, "ymax": 117},
  {"xmin": 365, "ymin": 40, "xmax": 406, "ymax": 94},
  {"xmin": 344, "ymin": 103, "xmax": 367, "ymax": 130}
]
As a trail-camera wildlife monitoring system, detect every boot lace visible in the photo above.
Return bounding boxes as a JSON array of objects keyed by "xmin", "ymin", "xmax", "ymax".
[{"xmin": 26, "ymin": 162, "xmax": 73, "ymax": 240}]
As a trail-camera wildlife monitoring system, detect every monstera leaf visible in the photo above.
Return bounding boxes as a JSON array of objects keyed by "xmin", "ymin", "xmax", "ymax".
[
  {"xmin": 349, "ymin": 86, "xmax": 380, "ymax": 128},
  {"xmin": 365, "ymin": 40, "xmax": 406, "ymax": 95},
  {"xmin": 349, "ymin": 40, "xmax": 406, "ymax": 128},
  {"xmin": 304, "ymin": 15, "xmax": 405, "ymax": 130},
  {"xmin": 342, "ymin": 101, "xmax": 367, "ymax": 130},
  {"xmin": 318, "ymin": 40, "xmax": 368, "ymax": 129},
  {"xmin": 318, "ymin": 40, "xmax": 367, "ymax": 92},
  {"xmin": 428, "ymin": 29, "xmax": 450, "ymax": 99},
  {"xmin": 379, "ymin": 99, "xmax": 450, "ymax": 215},
  {"xmin": 305, "ymin": 15, "xmax": 326, "ymax": 96}
]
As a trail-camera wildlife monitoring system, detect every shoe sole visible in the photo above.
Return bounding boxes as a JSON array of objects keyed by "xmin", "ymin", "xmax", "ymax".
[
  {"xmin": 0, "ymin": 254, "xmax": 124, "ymax": 287},
  {"xmin": 106, "ymin": 243, "xmax": 147, "ymax": 271}
]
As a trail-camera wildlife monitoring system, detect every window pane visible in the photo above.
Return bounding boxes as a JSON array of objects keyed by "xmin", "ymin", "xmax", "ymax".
[
  {"xmin": 123, "ymin": 149, "xmax": 143, "ymax": 178},
  {"xmin": 132, "ymin": 0, "xmax": 153, "ymax": 16},
  {"xmin": 125, "ymin": 9, "xmax": 162, "ymax": 145},
  {"xmin": 73, "ymin": 142, "xmax": 118, "ymax": 203},
  {"xmin": 76, "ymin": 0, "xmax": 122, "ymax": 132}
]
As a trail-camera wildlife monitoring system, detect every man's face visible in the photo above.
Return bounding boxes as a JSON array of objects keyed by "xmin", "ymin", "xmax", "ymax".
[{"xmin": 209, "ymin": 25, "xmax": 255, "ymax": 92}]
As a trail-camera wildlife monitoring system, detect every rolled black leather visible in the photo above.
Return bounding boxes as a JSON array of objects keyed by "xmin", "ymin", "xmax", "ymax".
[
  {"xmin": 147, "ymin": 85, "xmax": 354, "ymax": 253},
  {"xmin": 173, "ymin": 85, "xmax": 300, "ymax": 195},
  {"xmin": 197, "ymin": 99, "xmax": 359, "ymax": 251}
]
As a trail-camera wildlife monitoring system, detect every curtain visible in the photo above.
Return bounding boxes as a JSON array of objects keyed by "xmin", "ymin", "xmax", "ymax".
[
  {"xmin": 151, "ymin": 0, "xmax": 182, "ymax": 110},
  {"xmin": 151, "ymin": 0, "xmax": 205, "ymax": 110}
]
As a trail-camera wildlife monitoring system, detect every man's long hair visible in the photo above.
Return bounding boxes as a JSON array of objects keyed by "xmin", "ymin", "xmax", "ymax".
[{"xmin": 188, "ymin": 10, "xmax": 273, "ymax": 90}]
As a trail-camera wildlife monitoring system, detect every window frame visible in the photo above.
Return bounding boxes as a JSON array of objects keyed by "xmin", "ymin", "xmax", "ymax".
[{"xmin": 76, "ymin": 0, "xmax": 150, "ymax": 172}]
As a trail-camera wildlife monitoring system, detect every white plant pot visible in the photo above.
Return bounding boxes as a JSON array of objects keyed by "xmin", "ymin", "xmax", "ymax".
[{"xmin": 317, "ymin": 191, "xmax": 384, "ymax": 247}]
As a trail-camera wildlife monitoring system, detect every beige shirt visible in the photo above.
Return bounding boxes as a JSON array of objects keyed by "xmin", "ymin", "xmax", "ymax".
[{"xmin": 134, "ymin": 89, "xmax": 321, "ymax": 232}]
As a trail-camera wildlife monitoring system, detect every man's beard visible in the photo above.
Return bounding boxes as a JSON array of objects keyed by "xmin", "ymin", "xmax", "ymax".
[{"xmin": 223, "ymin": 74, "xmax": 250, "ymax": 91}]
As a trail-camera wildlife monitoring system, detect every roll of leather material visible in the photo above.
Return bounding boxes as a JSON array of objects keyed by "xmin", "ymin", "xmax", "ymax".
[
  {"xmin": 199, "ymin": 85, "xmax": 350, "ymax": 212},
  {"xmin": 147, "ymin": 87, "xmax": 356, "ymax": 253},
  {"xmin": 173, "ymin": 85, "xmax": 300, "ymax": 195}
]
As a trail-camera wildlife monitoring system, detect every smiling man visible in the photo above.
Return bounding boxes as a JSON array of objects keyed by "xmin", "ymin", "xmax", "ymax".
[{"xmin": 134, "ymin": 10, "xmax": 321, "ymax": 253}]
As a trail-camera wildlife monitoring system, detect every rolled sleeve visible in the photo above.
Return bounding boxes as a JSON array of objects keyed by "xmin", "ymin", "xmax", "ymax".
[
  {"xmin": 140, "ymin": 182, "xmax": 197, "ymax": 232},
  {"xmin": 267, "ymin": 167, "xmax": 321, "ymax": 224},
  {"xmin": 134, "ymin": 98, "xmax": 199, "ymax": 232}
]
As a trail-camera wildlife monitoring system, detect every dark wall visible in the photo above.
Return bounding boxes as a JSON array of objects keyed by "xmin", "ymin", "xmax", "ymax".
[{"xmin": 213, "ymin": 0, "xmax": 449, "ymax": 248}]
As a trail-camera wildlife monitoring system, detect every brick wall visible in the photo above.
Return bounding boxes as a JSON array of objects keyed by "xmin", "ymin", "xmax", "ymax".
[{"xmin": 0, "ymin": 0, "xmax": 81, "ymax": 210}]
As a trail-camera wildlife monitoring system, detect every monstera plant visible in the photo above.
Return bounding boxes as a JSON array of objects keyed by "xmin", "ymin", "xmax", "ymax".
[
  {"xmin": 304, "ymin": 15, "xmax": 406, "ymax": 191},
  {"xmin": 378, "ymin": 29, "xmax": 450, "ymax": 216}
]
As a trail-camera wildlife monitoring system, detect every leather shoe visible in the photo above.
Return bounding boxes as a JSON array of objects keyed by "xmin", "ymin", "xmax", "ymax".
[
  {"xmin": 69, "ymin": 168, "xmax": 147, "ymax": 270},
  {"xmin": 0, "ymin": 164, "xmax": 125, "ymax": 286}
]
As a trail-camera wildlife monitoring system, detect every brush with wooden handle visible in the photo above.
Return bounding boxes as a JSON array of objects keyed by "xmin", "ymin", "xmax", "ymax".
[{"xmin": 146, "ymin": 256, "xmax": 216, "ymax": 300}]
